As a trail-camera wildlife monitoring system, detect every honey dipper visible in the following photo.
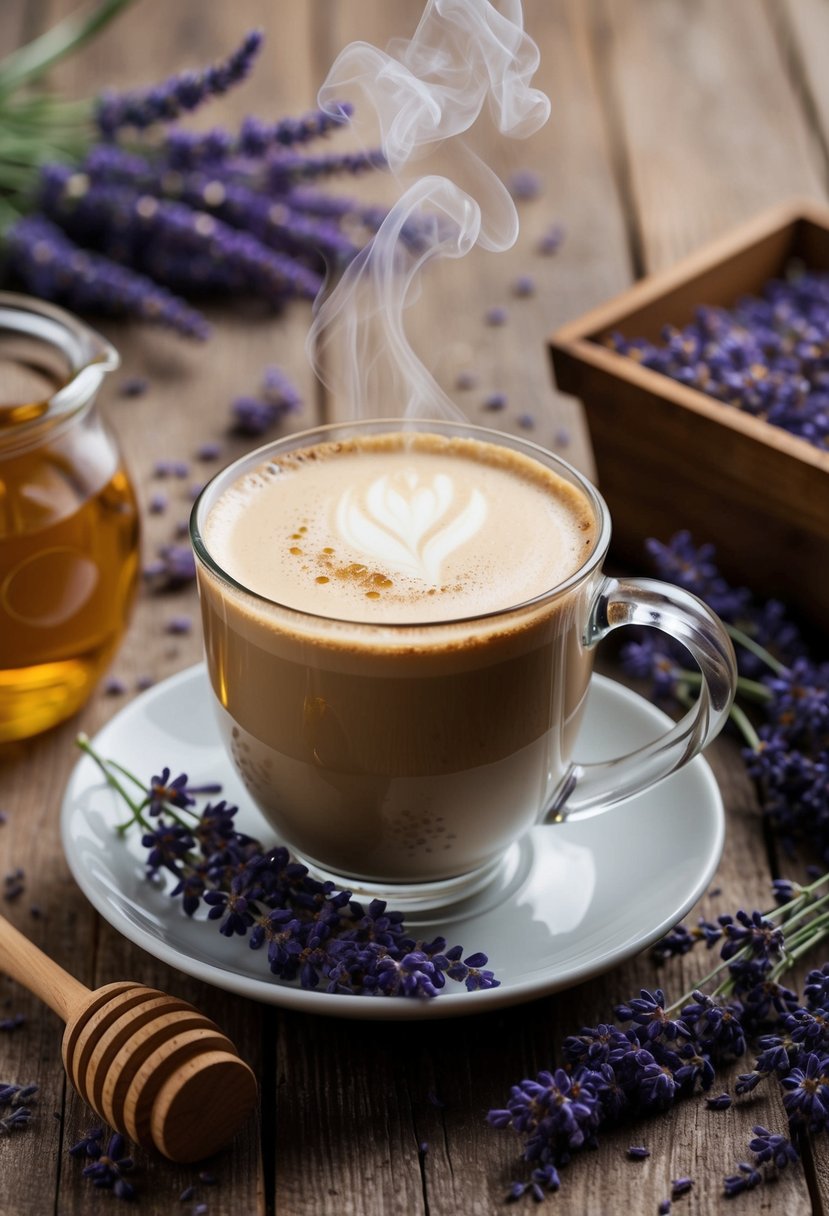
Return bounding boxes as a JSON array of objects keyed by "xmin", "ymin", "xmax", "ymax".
[{"xmin": 0, "ymin": 913, "xmax": 257, "ymax": 1162}]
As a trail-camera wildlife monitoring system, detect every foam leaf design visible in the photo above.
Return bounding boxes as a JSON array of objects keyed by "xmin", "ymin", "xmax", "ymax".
[{"xmin": 335, "ymin": 471, "xmax": 487, "ymax": 581}]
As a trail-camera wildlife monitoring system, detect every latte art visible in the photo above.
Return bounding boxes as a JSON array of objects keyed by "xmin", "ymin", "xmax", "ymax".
[
  {"xmin": 335, "ymin": 471, "xmax": 487, "ymax": 582},
  {"xmin": 203, "ymin": 432, "xmax": 596, "ymax": 623}
]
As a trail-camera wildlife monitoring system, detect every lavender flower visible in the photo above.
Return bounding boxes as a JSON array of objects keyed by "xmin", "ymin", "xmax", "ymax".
[
  {"xmin": 162, "ymin": 102, "xmax": 353, "ymax": 168},
  {"xmin": 607, "ymin": 271, "xmax": 829, "ymax": 452},
  {"xmin": 78, "ymin": 1130, "xmax": 135, "ymax": 1199},
  {"xmin": 5, "ymin": 216, "xmax": 209, "ymax": 339},
  {"xmin": 230, "ymin": 365, "xmax": 301, "ymax": 434},
  {"xmin": 0, "ymin": 1083, "xmax": 37, "ymax": 1135},
  {"xmin": 96, "ymin": 30, "xmax": 263, "ymax": 136},
  {"xmin": 84, "ymin": 741, "xmax": 498, "ymax": 1002}
]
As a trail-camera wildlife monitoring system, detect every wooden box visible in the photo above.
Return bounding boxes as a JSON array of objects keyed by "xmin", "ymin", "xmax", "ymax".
[{"xmin": 549, "ymin": 201, "xmax": 829, "ymax": 630}]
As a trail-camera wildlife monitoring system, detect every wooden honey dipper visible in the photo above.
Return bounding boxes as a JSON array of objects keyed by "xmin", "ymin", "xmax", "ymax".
[{"xmin": 0, "ymin": 913, "xmax": 257, "ymax": 1162}]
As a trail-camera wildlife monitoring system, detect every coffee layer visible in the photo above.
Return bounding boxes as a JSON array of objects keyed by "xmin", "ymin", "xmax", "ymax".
[{"xmin": 203, "ymin": 432, "xmax": 595, "ymax": 623}]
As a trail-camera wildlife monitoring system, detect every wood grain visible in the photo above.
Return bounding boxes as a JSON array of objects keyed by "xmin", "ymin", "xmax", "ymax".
[{"xmin": 0, "ymin": 1, "xmax": 826, "ymax": 1213}]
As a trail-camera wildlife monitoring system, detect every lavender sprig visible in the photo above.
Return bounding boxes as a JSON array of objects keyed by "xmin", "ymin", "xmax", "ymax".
[
  {"xmin": 4, "ymin": 216, "xmax": 209, "ymax": 339},
  {"xmin": 1, "ymin": 24, "xmax": 390, "ymax": 335},
  {"xmin": 76, "ymin": 737, "xmax": 498, "ymax": 1001},
  {"xmin": 620, "ymin": 532, "xmax": 829, "ymax": 865},
  {"xmin": 95, "ymin": 30, "xmax": 263, "ymax": 136}
]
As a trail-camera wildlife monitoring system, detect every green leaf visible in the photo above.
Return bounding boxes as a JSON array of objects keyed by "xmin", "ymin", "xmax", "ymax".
[{"xmin": 0, "ymin": 0, "xmax": 137, "ymax": 99}]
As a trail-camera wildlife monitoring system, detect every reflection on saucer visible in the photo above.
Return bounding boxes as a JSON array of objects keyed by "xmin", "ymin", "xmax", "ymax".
[{"xmin": 517, "ymin": 832, "xmax": 596, "ymax": 935}]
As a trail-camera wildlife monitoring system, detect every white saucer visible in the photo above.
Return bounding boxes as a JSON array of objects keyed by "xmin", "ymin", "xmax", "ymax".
[{"xmin": 60, "ymin": 666, "xmax": 724, "ymax": 1021}]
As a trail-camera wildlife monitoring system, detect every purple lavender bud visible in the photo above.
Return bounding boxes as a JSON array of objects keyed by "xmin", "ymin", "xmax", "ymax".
[
  {"xmin": 537, "ymin": 223, "xmax": 565, "ymax": 255},
  {"xmin": 627, "ymin": 1146, "xmax": 650, "ymax": 1160},
  {"xmin": 148, "ymin": 493, "xmax": 168, "ymax": 514},
  {"xmin": 658, "ymin": 1202, "xmax": 671, "ymax": 1216},
  {"xmin": 485, "ymin": 305, "xmax": 508, "ymax": 326},
  {"xmin": 196, "ymin": 441, "xmax": 223, "ymax": 461},
  {"xmin": 554, "ymin": 426, "xmax": 571, "ymax": 447},
  {"xmin": 231, "ymin": 395, "xmax": 277, "ymax": 436},
  {"xmin": 507, "ymin": 169, "xmax": 542, "ymax": 200},
  {"xmin": 262, "ymin": 365, "xmax": 302, "ymax": 411},
  {"xmin": 671, "ymin": 1178, "xmax": 693, "ymax": 1198},
  {"xmin": 166, "ymin": 616, "xmax": 193, "ymax": 635},
  {"xmin": 483, "ymin": 392, "xmax": 507, "ymax": 411},
  {"xmin": 512, "ymin": 274, "xmax": 536, "ymax": 297},
  {"xmin": 95, "ymin": 30, "xmax": 263, "ymax": 136},
  {"xmin": 517, "ymin": 412, "xmax": 535, "ymax": 429},
  {"xmin": 454, "ymin": 370, "xmax": 478, "ymax": 391},
  {"xmin": 119, "ymin": 375, "xmax": 148, "ymax": 397},
  {"xmin": 135, "ymin": 674, "xmax": 155, "ymax": 691},
  {"xmin": 0, "ymin": 811, "xmax": 8, "ymax": 825}
]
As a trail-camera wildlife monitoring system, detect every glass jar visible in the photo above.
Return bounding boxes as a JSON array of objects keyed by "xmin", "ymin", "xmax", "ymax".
[{"xmin": 0, "ymin": 293, "xmax": 140, "ymax": 741}]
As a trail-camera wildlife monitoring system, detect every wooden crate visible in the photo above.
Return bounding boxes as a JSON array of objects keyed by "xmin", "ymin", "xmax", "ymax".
[{"xmin": 549, "ymin": 200, "xmax": 829, "ymax": 630}]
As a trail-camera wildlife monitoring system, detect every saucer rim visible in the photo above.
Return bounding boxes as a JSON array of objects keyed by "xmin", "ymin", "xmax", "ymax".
[{"xmin": 60, "ymin": 665, "xmax": 725, "ymax": 1021}]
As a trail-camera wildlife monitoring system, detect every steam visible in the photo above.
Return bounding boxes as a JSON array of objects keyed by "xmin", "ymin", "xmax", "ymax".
[{"xmin": 306, "ymin": 0, "xmax": 550, "ymax": 421}]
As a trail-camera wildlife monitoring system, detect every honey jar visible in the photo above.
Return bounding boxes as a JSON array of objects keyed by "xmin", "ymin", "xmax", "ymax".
[{"xmin": 0, "ymin": 294, "xmax": 140, "ymax": 741}]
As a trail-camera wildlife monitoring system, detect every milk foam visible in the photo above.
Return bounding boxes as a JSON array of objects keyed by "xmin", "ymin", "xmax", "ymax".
[{"xmin": 204, "ymin": 434, "xmax": 595, "ymax": 623}]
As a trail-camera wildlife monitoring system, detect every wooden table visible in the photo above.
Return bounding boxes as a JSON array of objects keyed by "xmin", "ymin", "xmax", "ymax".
[{"xmin": 1, "ymin": 2, "xmax": 827, "ymax": 1212}]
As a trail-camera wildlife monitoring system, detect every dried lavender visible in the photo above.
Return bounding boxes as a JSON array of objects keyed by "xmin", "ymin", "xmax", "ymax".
[
  {"xmin": 620, "ymin": 532, "xmax": 827, "ymax": 863},
  {"xmin": 489, "ymin": 535, "xmax": 829, "ymax": 1202},
  {"xmin": 76, "ymin": 738, "xmax": 498, "ymax": 1000},
  {"xmin": 0, "ymin": 1083, "xmax": 37, "ymax": 1135},
  {"xmin": 606, "ymin": 270, "xmax": 829, "ymax": 451},
  {"xmin": 69, "ymin": 1127, "xmax": 136, "ymax": 1200},
  {"xmin": 230, "ymin": 364, "xmax": 302, "ymax": 436},
  {"xmin": 489, "ymin": 871, "xmax": 829, "ymax": 1202},
  {"xmin": 0, "ymin": 23, "xmax": 389, "ymax": 334}
]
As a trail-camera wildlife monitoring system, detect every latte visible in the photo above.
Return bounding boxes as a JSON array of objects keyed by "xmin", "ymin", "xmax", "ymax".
[
  {"xmin": 202, "ymin": 432, "xmax": 594, "ymax": 623},
  {"xmin": 195, "ymin": 428, "xmax": 599, "ymax": 885}
]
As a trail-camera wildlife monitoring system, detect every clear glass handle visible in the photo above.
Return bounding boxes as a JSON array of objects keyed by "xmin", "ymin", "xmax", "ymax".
[{"xmin": 544, "ymin": 576, "xmax": 737, "ymax": 823}]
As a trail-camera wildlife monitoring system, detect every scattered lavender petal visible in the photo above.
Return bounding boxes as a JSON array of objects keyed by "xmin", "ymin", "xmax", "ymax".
[
  {"xmin": 135, "ymin": 675, "xmax": 155, "ymax": 691},
  {"xmin": 3, "ymin": 869, "xmax": 25, "ymax": 902},
  {"xmin": 419, "ymin": 1141, "xmax": 428, "ymax": 1155},
  {"xmin": 706, "ymin": 1093, "xmax": 732, "ymax": 1110},
  {"xmin": 627, "ymin": 1146, "xmax": 651, "ymax": 1160},
  {"xmin": 553, "ymin": 426, "xmax": 571, "ymax": 447},
  {"xmin": 104, "ymin": 676, "xmax": 127, "ymax": 696},
  {"xmin": 507, "ymin": 169, "xmax": 542, "ymax": 200},
  {"xmin": 454, "ymin": 369, "xmax": 478, "ymax": 391},
  {"xmin": 537, "ymin": 223, "xmax": 565, "ymax": 255},
  {"xmin": 658, "ymin": 1203, "xmax": 671, "ymax": 1216},
  {"xmin": 671, "ymin": 1177, "xmax": 694, "ymax": 1198},
  {"xmin": 166, "ymin": 616, "xmax": 193, "ymax": 635},
  {"xmin": 119, "ymin": 376, "xmax": 148, "ymax": 398},
  {"xmin": 483, "ymin": 392, "xmax": 507, "ymax": 411},
  {"xmin": 512, "ymin": 274, "xmax": 536, "ymax": 297},
  {"xmin": 196, "ymin": 441, "xmax": 223, "ymax": 461},
  {"xmin": 517, "ymin": 413, "xmax": 535, "ymax": 429},
  {"xmin": 148, "ymin": 492, "xmax": 168, "ymax": 514},
  {"xmin": 174, "ymin": 520, "xmax": 190, "ymax": 539},
  {"xmin": 189, "ymin": 482, "xmax": 206, "ymax": 501},
  {"xmin": 0, "ymin": 812, "xmax": 6, "ymax": 825},
  {"xmin": 179, "ymin": 1186, "xmax": 195, "ymax": 1202},
  {"xmin": 0, "ymin": 1015, "xmax": 25, "ymax": 1032},
  {"xmin": 484, "ymin": 305, "xmax": 508, "ymax": 326}
]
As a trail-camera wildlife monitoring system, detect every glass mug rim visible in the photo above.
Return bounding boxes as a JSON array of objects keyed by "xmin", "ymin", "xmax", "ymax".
[{"xmin": 190, "ymin": 416, "xmax": 613, "ymax": 631}]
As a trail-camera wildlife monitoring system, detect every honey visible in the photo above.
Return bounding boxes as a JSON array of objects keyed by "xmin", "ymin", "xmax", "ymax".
[{"xmin": 0, "ymin": 294, "xmax": 140, "ymax": 741}]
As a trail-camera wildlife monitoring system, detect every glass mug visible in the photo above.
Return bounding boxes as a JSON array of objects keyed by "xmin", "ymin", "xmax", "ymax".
[
  {"xmin": 191, "ymin": 419, "xmax": 736, "ymax": 910},
  {"xmin": 0, "ymin": 294, "xmax": 140, "ymax": 742}
]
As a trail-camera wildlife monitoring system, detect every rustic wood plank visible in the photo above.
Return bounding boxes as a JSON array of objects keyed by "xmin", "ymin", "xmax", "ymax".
[
  {"xmin": 597, "ymin": 0, "xmax": 827, "ymax": 273},
  {"xmin": 776, "ymin": 0, "xmax": 829, "ymax": 178},
  {"xmin": 0, "ymin": 0, "xmax": 325, "ymax": 1212},
  {"xmin": 1, "ymin": 2, "xmax": 826, "ymax": 1214}
]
